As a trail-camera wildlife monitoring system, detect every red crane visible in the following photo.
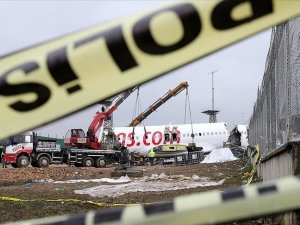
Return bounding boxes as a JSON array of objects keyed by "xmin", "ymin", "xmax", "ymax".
[{"xmin": 64, "ymin": 88, "xmax": 136, "ymax": 150}]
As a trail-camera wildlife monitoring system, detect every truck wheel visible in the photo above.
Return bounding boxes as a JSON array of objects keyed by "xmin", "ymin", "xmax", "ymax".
[
  {"xmin": 96, "ymin": 157, "xmax": 107, "ymax": 168},
  {"xmin": 83, "ymin": 157, "xmax": 94, "ymax": 167},
  {"xmin": 38, "ymin": 156, "xmax": 50, "ymax": 168},
  {"xmin": 17, "ymin": 156, "xmax": 29, "ymax": 168},
  {"xmin": 11, "ymin": 163, "xmax": 18, "ymax": 168}
]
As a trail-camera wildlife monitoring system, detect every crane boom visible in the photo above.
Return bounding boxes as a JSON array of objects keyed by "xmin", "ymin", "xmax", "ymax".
[
  {"xmin": 129, "ymin": 82, "xmax": 189, "ymax": 127},
  {"xmin": 87, "ymin": 87, "xmax": 137, "ymax": 138},
  {"xmin": 65, "ymin": 87, "xmax": 137, "ymax": 150}
]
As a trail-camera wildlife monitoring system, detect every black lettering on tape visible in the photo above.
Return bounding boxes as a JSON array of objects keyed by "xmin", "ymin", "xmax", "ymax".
[
  {"xmin": 133, "ymin": 3, "xmax": 201, "ymax": 55},
  {"xmin": 212, "ymin": 0, "xmax": 273, "ymax": 30},
  {"xmin": 66, "ymin": 215, "xmax": 86, "ymax": 225},
  {"xmin": 75, "ymin": 26, "xmax": 138, "ymax": 72},
  {"xmin": 222, "ymin": 189, "xmax": 245, "ymax": 201},
  {"xmin": 144, "ymin": 201, "xmax": 174, "ymax": 215},
  {"xmin": 41, "ymin": 215, "xmax": 85, "ymax": 225},
  {"xmin": 0, "ymin": 62, "xmax": 51, "ymax": 112},
  {"xmin": 67, "ymin": 84, "xmax": 82, "ymax": 94},
  {"xmin": 40, "ymin": 221, "xmax": 66, "ymax": 225},
  {"xmin": 258, "ymin": 185, "xmax": 277, "ymax": 195},
  {"xmin": 94, "ymin": 207, "xmax": 123, "ymax": 223},
  {"xmin": 47, "ymin": 47, "xmax": 81, "ymax": 94}
]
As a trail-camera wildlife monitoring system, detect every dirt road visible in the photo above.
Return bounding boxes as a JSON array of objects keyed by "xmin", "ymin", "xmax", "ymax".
[{"xmin": 0, "ymin": 159, "xmax": 249, "ymax": 223}]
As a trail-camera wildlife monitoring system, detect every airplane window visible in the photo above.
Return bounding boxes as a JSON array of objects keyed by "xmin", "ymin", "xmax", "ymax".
[
  {"xmin": 136, "ymin": 136, "xmax": 139, "ymax": 140},
  {"xmin": 207, "ymin": 133, "xmax": 209, "ymax": 135},
  {"xmin": 195, "ymin": 133, "xmax": 198, "ymax": 136},
  {"xmin": 187, "ymin": 133, "xmax": 190, "ymax": 137},
  {"xmin": 164, "ymin": 133, "xmax": 170, "ymax": 142},
  {"xmin": 211, "ymin": 132, "xmax": 214, "ymax": 135},
  {"xmin": 219, "ymin": 132, "xmax": 222, "ymax": 135},
  {"xmin": 223, "ymin": 132, "xmax": 226, "ymax": 135},
  {"xmin": 202, "ymin": 133, "xmax": 205, "ymax": 136},
  {"xmin": 215, "ymin": 132, "xmax": 218, "ymax": 135},
  {"xmin": 199, "ymin": 133, "xmax": 201, "ymax": 136},
  {"xmin": 183, "ymin": 134, "xmax": 186, "ymax": 137},
  {"xmin": 172, "ymin": 133, "xmax": 177, "ymax": 141}
]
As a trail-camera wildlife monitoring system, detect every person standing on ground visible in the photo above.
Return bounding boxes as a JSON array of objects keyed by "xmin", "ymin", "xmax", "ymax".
[{"xmin": 148, "ymin": 148, "xmax": 155, "ymax": 166}]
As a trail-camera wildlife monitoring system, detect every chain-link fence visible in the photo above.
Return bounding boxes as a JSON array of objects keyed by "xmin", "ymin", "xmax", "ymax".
[{"xmin": 248, "ymin": 16, "xmax": 300, "ymax": 156}]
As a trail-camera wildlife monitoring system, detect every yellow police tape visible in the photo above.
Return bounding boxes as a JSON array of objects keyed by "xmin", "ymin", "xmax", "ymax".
[
  {"xmin": 0, "ymin": 196, "xmax": 137, "ymax": 207},
  {"xmin": 1, "ymin": 0, "xmax": 300, "ymax": 139},
  {"xmin": 2, "ymin": 175, "xmax": 300, "ymax": 225},
  {"xmin": 1, "ymin": 1, "xmax": 300, "ymax": 224}
]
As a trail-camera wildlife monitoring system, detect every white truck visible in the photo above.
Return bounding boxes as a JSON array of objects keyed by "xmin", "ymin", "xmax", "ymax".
[{"xmin": 2, "ymin": 132, "xmax": 67, "ymax": 168}]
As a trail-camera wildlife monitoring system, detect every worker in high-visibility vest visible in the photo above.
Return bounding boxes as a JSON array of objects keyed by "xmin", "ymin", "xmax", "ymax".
[{"xmin": 148, "ymin": 148, "xmax": 155, "ymax": 166}]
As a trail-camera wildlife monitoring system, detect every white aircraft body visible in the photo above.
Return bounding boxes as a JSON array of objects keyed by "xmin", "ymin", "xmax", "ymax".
[{"xmin": 113, "ymin": 123, "xmax": 229, "ymax": 156}]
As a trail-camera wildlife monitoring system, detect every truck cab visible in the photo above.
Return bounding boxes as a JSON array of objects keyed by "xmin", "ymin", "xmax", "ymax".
[
  {"xmin": 2, "ymin": 132, "xmax": 33, "ymax": 168},
  {"xmin": 2, "ymin": 132, "xmax": 66, "ymax": 168}
]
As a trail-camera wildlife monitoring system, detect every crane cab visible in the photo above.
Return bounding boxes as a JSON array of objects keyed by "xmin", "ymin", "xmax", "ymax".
[{"xmin": 64, "ymin": 129, "xmax": 88, "ymax": 147}]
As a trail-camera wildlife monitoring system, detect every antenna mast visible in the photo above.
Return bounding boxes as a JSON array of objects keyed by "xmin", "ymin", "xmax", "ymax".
[
  {"xmin": 210, "ymin": 70, "xmax": 217, "ymax": 110},
  {"xmin": 202, "ymin": 70, "xmax": 219, "ymax": 123}
]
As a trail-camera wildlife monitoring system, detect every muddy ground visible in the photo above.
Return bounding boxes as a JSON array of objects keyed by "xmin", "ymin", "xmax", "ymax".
[{"xmin": 0, "ymin": 160, "xmax": 250, "ymax": 224}]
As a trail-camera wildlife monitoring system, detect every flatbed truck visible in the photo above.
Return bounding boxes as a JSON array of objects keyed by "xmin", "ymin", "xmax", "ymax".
[{"xmin": 2, "ymin": 132, "xmax": 124, "ymax": 168}]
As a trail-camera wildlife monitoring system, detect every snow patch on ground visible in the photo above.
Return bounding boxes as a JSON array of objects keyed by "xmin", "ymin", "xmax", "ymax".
[
  {"xmin": 31, "ymin": 176, "xmax": 131, "ymax": 184},
  {"xmin": 201, "ymin": 148, "xmax": 238, "ymax": 163},
  {"xmin": 74, "ymin": 177, "xmax": 225, "ymax": 198},
  {"xmin": 30, "ymin": 173, "xmax": 224, "ymax": 198},
  {"xmin": 53, "ymin": 175, "xmax": 131, "ymax": 184}
]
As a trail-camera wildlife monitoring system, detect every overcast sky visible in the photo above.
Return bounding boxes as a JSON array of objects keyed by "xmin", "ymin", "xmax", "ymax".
[{"xmin": 0, "ymin": 1, "xmax": 271, "ymax": 138}]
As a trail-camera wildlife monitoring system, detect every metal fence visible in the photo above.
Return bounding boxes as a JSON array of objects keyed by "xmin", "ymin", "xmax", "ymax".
[{"xmin": 248, "ymin": 16, "xmax": 300, "ymax": 156}]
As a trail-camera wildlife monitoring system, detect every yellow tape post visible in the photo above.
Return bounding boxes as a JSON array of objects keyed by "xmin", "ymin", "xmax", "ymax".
[
  {"xmin": 245, "ymin": 144, "xmax": 260, "ymax": 185},
  {"xmin": 2, "ymin": 176, "xmax": 300, "ymax": 225},
  {"xmin": 1, "ymin": 0, "xmax": 300, "ymax": 139}
]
